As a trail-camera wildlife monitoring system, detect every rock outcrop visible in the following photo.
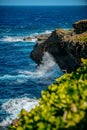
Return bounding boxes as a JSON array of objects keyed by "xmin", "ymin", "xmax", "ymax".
[
  {"xmin": 30, "ymin": 20, "xmax": 87, "ymax": 72},
  {"xmin": 73, "ymin": 19, "xmax": 87, "ymax": 34}
]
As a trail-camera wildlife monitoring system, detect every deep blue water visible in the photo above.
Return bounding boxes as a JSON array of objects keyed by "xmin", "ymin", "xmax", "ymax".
[{"xmin": 0, "ymin": 6, "xmax": 87, "ymax": 126}]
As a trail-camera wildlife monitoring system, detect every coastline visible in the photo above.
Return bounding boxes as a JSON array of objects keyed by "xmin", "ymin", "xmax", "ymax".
[
  {"xmin": 0, "ymin": 5, "xmax": 87, "ymax": 128},
  {"xmin": 30, "ymin": 19, "xmax": 87, "ymax": 72}
]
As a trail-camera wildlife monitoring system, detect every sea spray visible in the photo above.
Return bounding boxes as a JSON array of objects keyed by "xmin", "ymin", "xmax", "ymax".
[
  {"xmin": 0, "ymin": 29, "xmax": 52, "ymax": 43},
  {"xmin": 19, "ymin": 52, "xmax": 63, "ymax": 79},
  {"xmin": 35, "ymin": 52, "xmax": 63, "ymax": 77},
  {"xmin": 0, "ymin": 36, "xmax": 37, "ymax": 43},
  {"xmin": 0, "ymin": 52, "xmax": 63, "ymax": 127}
]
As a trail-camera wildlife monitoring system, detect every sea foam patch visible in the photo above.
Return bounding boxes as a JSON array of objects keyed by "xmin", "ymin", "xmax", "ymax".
[
  {"xmin": 0, "ymin": 30, "xmax": 52, "ymax": 43},
  {"xmin": 1, "ymin": 36, "xmax": 23, "ymax": 42},
  {"xmin": 0, "ymin": 36, "xmax": 37, "ymax": 43},
  {"xmin": 0, "ymin": 97, "xmax": 38, "ymax": 126}
]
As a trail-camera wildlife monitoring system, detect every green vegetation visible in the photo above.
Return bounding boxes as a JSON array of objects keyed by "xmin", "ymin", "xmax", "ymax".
[
  {"xmin": 79, "ymin": 36, "xmax": 87, "ymax": 42},
  {"xmin": 75, "ymin": 33, "xmax": 87, "ymax": 42},
  {"xmin": 9, "ymin": 58, "xmax": 87, "ymax": 130}
]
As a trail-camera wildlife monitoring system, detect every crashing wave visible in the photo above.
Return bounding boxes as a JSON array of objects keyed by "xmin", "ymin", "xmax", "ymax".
[
  {"xmin": 0, "ymin": 30, "xmax": 52, "ymax": 43},
  {"xmin": 0, "ymin": 36, "xmax": 37, "ymax": 43},
  {"xmin": 0, "ymin": 52, "xmax": 63, "ymax": 127},
  {"xmin": 0, "ymin": 97, "xmax": 38, "ymax": 127},
  {"xmin": 0, "ymin": 36, "xmax": 23, "ymax": 42},
  {"xmin": 19, "ymin": 52, "xmax": 63, "ymax": 78}
]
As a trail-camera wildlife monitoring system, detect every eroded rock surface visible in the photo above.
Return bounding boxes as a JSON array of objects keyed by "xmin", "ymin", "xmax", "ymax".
[{"xmin": 30, "ymin": 20, "xmax": 87, "ymax": 72}]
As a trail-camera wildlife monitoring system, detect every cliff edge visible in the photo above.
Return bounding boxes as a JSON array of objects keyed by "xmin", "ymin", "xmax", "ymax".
[{"xmin": 30, "ymin": 20, "xmax": 87, "ymax": 72}]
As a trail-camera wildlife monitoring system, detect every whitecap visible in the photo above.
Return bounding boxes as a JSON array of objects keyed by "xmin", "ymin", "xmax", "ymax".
[
  {"xmin": 0, "ymin": 97, "xmax": 38, "ymax": 126},
  {"xmin": 0, "ymin": 29, "xmax": 52, "ymax": 43},
  {"xmin": 43, "ymin": 30, "xmax": 52, "ymax": 34},
  {"xmin": 0, "ymin": 36, "xmax": 23, "ymax": 42},
  {"xmin": 0, "ymin": 74, "xmax": 29, "ymax": 80},
  {"xmin": 30, "ymin": 30, "xmax": 52, "ymax": 37},
  {"xmin": 0, "ymin": 52, "xmax": 63, "ymax": 127},
  {"xmin": 0, "ymin": 52, "xmax": 63, "ymax": 85}
]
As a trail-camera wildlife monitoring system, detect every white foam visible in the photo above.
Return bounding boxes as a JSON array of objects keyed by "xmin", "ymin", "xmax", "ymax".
[
  {"xmin": 19, "ymin": 52, "xmax": 63, "ymax": 78},
  {"xmin": 0, "ymin": 52, "xmax": 63, "ymax": 127},
  {"xmin": 1, "ymin": 36, "xmax": 23, "ymax": 42},
  {"xmin": 0, "ymin": 52, "xmax": 63, "ymax": 84},
  {"xmin": 0, "ymin": 30, "xmax": 52, "ymax": 43},
  {"xmin": 0, "ymin": 36, "xmax": 38, "ymax": 43},
  {"xmin": 0, "ymin": 74, "xmax": 29, "ymax": 80},
  {"xmin": 0, "ymin": 97, "xmax": 38, "ymax": 126},
  {"xmin": 30, "ymin": 30, "xmax": 52, "ymax": 37},
  {"xmin": 43, "ymin": 30, "xmax": 52, "ymax": 34},
  {"xmin": 35, "ymin": 52, "xmax": 63, "ymax": 77}
]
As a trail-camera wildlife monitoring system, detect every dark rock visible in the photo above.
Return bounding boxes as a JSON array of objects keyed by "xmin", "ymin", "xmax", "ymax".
[
  {"xmin": 36, "ymin": 34, "xmax": 51, "ymax": 44},
  {"xmin": 23, "ymin": 36, "xmax": 34, "ymax": 41},
  {"xmin": 73, "ymin": 19, "xmax": 87, "ymax": 34},
  {"xmin": 23, "ymin": 34, "xmax": 50, "ymax": 42},
  {"xmin": 30, "ymin": 20, "xmax": 87, "ymax": 72},
  {"xmin": 12, "ymin": 118, "xmax": 19, "ymax": 127}
]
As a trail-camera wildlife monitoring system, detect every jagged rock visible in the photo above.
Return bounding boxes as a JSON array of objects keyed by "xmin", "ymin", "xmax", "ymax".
[
  {"xmin": 36, "ymin": 34, "xmax": 51, "ymax": 44},
  {"xmin": 73, "ymin": 19, "xmax": 87, "ymax": 34},
  {"xmin": 12, "ymin": 118, "xmax": 19, "ymax": 127},
  {"xmin": 30, "ymin": 20, "xmax": 87, "ymax": 72},
  {"xmin": 23, "ymin": 34, "xmax": 50, "ymax": 42},
  {"xmin": 23, "ymin": 36, "xmax": 33, "ymax": 41}
]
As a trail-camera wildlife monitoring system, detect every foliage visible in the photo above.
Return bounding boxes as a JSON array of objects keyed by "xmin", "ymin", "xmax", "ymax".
[
  {"xmin": 79, "ymin": 36, "xmax": 87, "ymax": 42},
  {"xmin": 76, "ymin": 33, "xmax": 87, "ymax": 42},
  {"xmin": 9, "ymin": 58, "xmax": 87, "ymax": 130}
]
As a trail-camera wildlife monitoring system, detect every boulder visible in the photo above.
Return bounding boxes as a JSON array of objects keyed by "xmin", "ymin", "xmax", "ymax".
[{"xmin": 73, "ymin": 19, "xmax": 87, "ymax": 34}]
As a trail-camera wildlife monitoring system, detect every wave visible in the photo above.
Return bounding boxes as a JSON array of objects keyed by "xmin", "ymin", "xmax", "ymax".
[
  {"xmin": 35, "ymin": 52, "xmax": 63, "ymax": 77},
  {"xmin": 30, "ymin": 30, "xmax": 52, "ymax": 37},
  {"xmin": 43, "ymin": 30, "xmax": 52, "ymax": 34},
  {"xmin": 18, "ymin": 52, "xmax": 63, "ymax": 85},
  {"xmin": 0, "ymin": 29, "xmax": 52, "ymax": 43},
  {"xmin": 0, "ymin": 97, "xmax": 38, "ymax": 126},
  {"xmin": 0, "ymin": 52, "xmax": 63, "ymax": 84},
  {"xmin": 0, "ymin": 52, "xmax": 63, "ymax": 127},
  {"xmin": 0, "ymin": 74, "xmax": 29, "ymax": 80},
  {"xmin": 19, "ymin": 52, "xmax": 63, "ymax": 78},
  {"xmin": 0, "ymin": 36, "xmax": 23, "ymax": 42},
  {"xmin": 0, "ymin": 36, "xmax": 37, "ymax": 43}
]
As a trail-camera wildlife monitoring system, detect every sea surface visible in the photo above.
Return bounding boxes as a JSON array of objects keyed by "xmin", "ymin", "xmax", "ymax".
[{"xmin": 0, "ymin": 6, "xmax": 87, "ymax": 127}]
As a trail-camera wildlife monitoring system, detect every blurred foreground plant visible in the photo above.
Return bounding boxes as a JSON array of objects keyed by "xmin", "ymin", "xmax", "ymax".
[{"xmin": 9, "ymin": 58, "xmax": 87, "ymax": 130}]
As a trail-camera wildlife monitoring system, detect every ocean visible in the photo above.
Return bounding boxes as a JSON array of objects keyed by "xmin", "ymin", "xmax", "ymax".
[{"xmin": 0, "ymin": 6, "xmax": 87, "ymax": 127}]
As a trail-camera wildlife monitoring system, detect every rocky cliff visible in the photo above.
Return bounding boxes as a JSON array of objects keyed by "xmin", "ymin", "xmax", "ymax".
[{"xmin": 30, "ymin": 20, "xmax": 87, "ymax": 72}]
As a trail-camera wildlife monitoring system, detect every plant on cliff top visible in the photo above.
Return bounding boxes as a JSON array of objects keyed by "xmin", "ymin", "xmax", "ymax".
[{"xmin": 9, "ymin": 58, "xmax": 87, "ymax": 130}]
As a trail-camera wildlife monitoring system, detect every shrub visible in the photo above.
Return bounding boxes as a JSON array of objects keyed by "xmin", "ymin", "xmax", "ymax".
[{"xmin": 9, "ymin": 58, "xmax": 87, "ymax": 130}]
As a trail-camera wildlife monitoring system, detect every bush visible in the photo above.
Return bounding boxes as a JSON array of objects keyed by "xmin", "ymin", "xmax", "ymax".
[{"xmin": 9, "ymin": 58, "xmax": 87, "ymax": 130}]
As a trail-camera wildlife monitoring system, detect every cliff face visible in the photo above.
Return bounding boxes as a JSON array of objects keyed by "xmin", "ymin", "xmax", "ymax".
[{"xmin": 30, "ymin": 20, "xmax": 87, "ymax": 72}]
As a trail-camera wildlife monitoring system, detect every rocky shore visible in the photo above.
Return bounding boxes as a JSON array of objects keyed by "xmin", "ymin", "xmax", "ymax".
[{"xmin": 30, "ymin": 19, "xmax": 87, "ymax": 72}]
